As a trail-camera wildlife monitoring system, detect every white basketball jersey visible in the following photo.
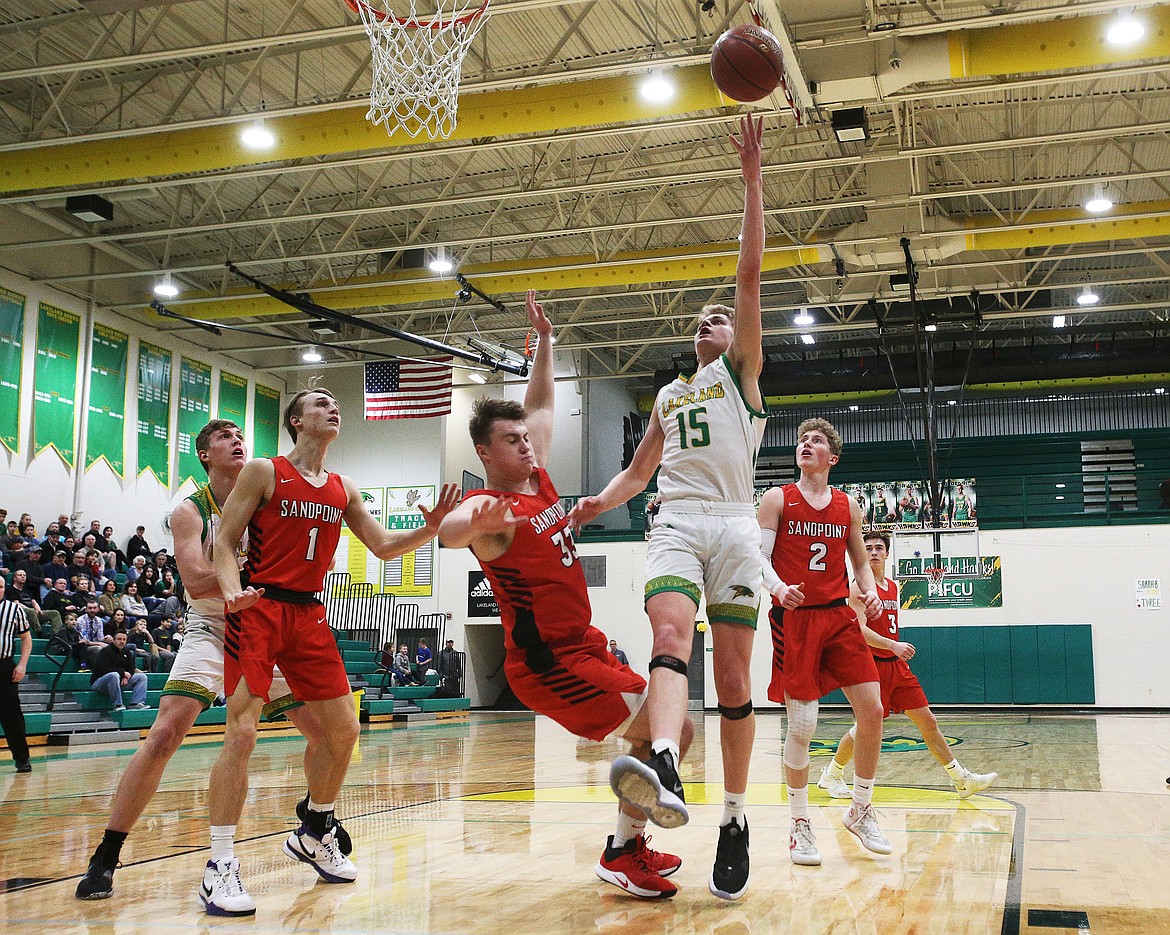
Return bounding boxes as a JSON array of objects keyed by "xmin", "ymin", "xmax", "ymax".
[
  {"xmin": 653, "ymin": 354, "xmax": 767, "ymax": 506},
  {"xmin": 185, "ymin": 484, "xmax": 246, "ymax": 621}
]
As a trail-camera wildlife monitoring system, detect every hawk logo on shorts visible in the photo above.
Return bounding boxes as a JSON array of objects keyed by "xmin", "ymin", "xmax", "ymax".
[{"xmin": 729, "ymin": 585, "xmax": 755, "ymax": 599}]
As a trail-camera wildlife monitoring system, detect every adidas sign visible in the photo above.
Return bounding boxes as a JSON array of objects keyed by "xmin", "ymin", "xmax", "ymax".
[
  {"xmin": 470, "ymin": 576, "xmax": 494, "ymax": 598},
  {"xmin": 468, "ymin": 571, "xmax": 500, "ymax": 617}
]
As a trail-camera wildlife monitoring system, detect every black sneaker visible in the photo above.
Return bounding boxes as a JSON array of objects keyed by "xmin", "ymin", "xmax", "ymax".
[
  {"xmin": 75, "ymin": 855, "xmax": 116, "ymax": 900},
  {"xmin": 296, "ymin": 795, "xmax": 352, "ymax": 856},
  {"xmin": 609, "ymin": 750, "xmax": 689, "ymax": 829},
  {"xmin": 14, "ymin": 760, "xmax": 31, "ymax": 774},
  {"xmin": 708, "ymin": 818, "xmax": 750, "ymax": 900}
]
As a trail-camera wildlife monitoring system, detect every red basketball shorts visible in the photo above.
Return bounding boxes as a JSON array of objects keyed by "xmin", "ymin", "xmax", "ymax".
[
  {"xmin": 875, "ymin": 656, "xmax": 929, "ymax": 717},
  {"xmin": 767, "ymin": 603, "xmax": 879, "ymax": 702},
  {"xmin": 224, "ymin": 599, "xmax": 351, "ymax": 703},
  {"xmin": 506, "ymin": 626, "xmax": 647, "ymax": 742}
]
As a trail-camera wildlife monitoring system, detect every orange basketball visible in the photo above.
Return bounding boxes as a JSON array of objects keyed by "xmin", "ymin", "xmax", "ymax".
[{"xmin": 710, "ymin": 24, "xmax": 784, "ymax": 103}]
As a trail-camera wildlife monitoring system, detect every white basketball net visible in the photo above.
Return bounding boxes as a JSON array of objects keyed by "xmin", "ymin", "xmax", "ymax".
[
  {"xmin": 350, "ymin": 0, "xmax": 489, "ymax": 140},
  {"xmin": 925, "ymin": 566, "xmax": 947, "ymax": 597}
]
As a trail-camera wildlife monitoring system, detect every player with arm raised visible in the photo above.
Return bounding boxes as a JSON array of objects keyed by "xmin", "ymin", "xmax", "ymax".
[
  {"xmin": 758, "ymin": 418, "xmax": 890, "ymax": 867},
  {"xmin": 569, "ymin": 113, "xmax": 767, "ymax": 901},
  {"xmin": 817, "ymin": 531, "xmax": 997, "ymax": 800},
  {"xmin": 201, "ymin": 391, "xmax": 457, "ymax": 916},
  {"xmin": 440, "ymin": 292, "xmax": 689, "ymax": 900}
]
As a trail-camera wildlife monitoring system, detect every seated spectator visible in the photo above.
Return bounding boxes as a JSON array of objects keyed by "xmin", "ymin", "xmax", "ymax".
[
  {"xmin": 85, "ymin": 550, "xmax": 112, "ymax": 588},
  {"xmin": 55, "ymin": 514, "xmax": 75, "ymax": 541},
  {"xmin": 51, "ymin": 611, "xmax": 83, "ymax": 666},
  {"xmin": 60, "ymin": 535, "xmax": 78, "ymax": 560},
  {"xmin": 14, "ymin": 543, "xmax": 47, "ymax": 595},
  {"xmin": 392, "ymin": 644, "xmax": 418, "ymax": 686},
  {"xmin": 413, "ymin": 638, "xmax": 433, "ymax": 683},
  {"xmin": 0, "ymin": 519, "xmax": 21, "ymax": 554},
  {"xmin": 125, "ymin": 526, "xmax": 151, "ymax": 564},
  {"xmin": 102, "ymin": 526, "xmax": 127, "ymax": 570},
  {"xmin": 127, "ymin": 617, "xmax": 173, "ymax": 673},
  {"xmin": 19, "ymin": 522, "xmax": 38, "ymax": 546},
  {"xmin": 125, "ymin": 555, "xmax": 147, "ymax": 584},
  {"xmin": 75, "ymin": 606, "xmax": 108, "ymax": 668},
  {"xmin": 120, "ymin": 580, "xmax": 163, "ymax": 626},
  {"xmin": 5, "ymin": 567, "xmax": 61, "ymax": 638},
  {"xmin": 154, "ymin": 570, "xmax": 182, "ymax": 619},
  {"xmin": 67, "ymin": 550, "xmax": 91, "ymax": 589},
  {"xmin": 42, "ymin": 577, "xmax": 74, "ymax": 616},
  {"xmin": 3, "ymin": 533, "xmax": 29, "ymax": 568},
  {"xmin": 138, "ymin": 563, "xmax": 160, "ymax": 597},
  {"xmin": 86, "ymin": 520, "xmax": 107, "ymax": 551},
  {"xmin": 90, "ymin": 630, "xmax": 149, "ymax": 711},
  {"xmin": 98, "ymin": 578, "xmax": 121, "ymax": 617},
  {"xmin": 42, "ymin": 548, "xmax": 70, "ymax": 591},
  {"xmin": 68, "ymin": 576, "xmax": 97, "ymax": 612},
  {"xmin": 150, "ymin": 617, "xmax": 180, "ymax": 653}
]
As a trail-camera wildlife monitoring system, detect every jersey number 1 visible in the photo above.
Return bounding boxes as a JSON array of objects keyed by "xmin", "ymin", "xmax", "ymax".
[
  {"xmin": 676, "ymin": 406, "xmax": 710, "ymax": 450},
  {"xmin": 305, "ymin": 526, "xmax": 320, "ymax": 561}
]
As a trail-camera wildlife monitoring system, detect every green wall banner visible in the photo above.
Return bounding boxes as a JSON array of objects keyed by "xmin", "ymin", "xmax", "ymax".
[
  {"xmin": 0, "ymin": 286, "xmax": 24, "ymax": 454},
  {"xmin": 86, "ymin": 323, "xmax": 128, "ymax": 476},
  {"xmin": 177, "ymin": 357, "xmax": 212, "ymax": 486},
  {"xmin": 33, "ymin": 302, "xmax": 80, "ymax": 467},
  {"xmin": 218, "ymin": 370, "xmax": 248, "ymax": 425},
  {"xmin": 898, "ymin": 555, "xmax": 1003, "ymax": 609},
  {"xmin": 137, "ymin": 341, "xmax": 172, "ymax": 486},
  {"xmin": 254, "ymin": 383, "xmax": 281, "ymax": 458}
]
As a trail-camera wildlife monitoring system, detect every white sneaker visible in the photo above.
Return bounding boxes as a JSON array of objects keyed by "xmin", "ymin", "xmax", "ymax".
[
  {"xmin": 954, "ymin": 770, "xmax": 997, "ymax": 799},
  {"xmin": 816, "ymin": 765, "xmax": 852, "ymax": 799},
  {"xmin": 842, "ymin": 804, "xmax": 892, "ymax": 855},
  {"xmin": 283, "ymin": 825, "xmax": 357, "ymax": 883},
  {"xmin": 198, "ymin": 858, "xmax": 256, "ymax": 916},
  {"xmin": 788, "ymin": 818, "xmax": 821, "ymax": 866}
]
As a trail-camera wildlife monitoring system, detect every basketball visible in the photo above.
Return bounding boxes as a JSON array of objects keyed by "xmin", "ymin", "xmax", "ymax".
[{"xmin": 710, "ymin": 24, "xmax": 784, "ymax": 103}]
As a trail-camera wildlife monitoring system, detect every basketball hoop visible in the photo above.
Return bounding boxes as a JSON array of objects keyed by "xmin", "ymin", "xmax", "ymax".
[
  {"xmin": 345, "ymin": 0, "xmax": 490, "ymax": 139},
  {"xmin": 925, "ymin": 566, "xmax": 947, "ymax": 597}
]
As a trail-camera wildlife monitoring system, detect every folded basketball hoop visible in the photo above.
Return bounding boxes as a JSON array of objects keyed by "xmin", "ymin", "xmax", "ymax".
[{"xmin": 345, "ymin": 0, "xmax": 489, "ymax": 139}]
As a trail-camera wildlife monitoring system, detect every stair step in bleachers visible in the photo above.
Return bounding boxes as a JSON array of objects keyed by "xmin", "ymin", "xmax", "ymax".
[
  {"xmin": 49, "ymin": 711, "xmax": 105, "ymax": 725},
  {"xmin": 47, "ymin": 729, "xmax": 143, "ymax": 746},
  {"xmin": 335, "ymin": 639, "xmax": 371, "ymax": 652},
  {"xmin": 387, "ymin": 686, "xmax": 436, "ymax": 699},
  {"xmin": 80, "ymin": 691, "xmax": 165, "ymax": 710},
  {"xmin": 113, "ymin": 708, "xmax": 159, "ymax": 729},
  {"xmin": 343, "ymin": 662, "xmax": 381, "ymax": 675},
  {"xmin": 416, "ymin": 698, "xmax": 471, "ymax": 713},
  {"xmin": 2, "ymin": 713, "xmax": 51, "ymax": 736}
]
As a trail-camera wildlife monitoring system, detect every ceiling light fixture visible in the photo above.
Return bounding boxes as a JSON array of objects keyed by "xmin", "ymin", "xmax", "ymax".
[
  {"xmin": 1052, "ymin": 314, "xmax": 1067, "ymax": 328},
  {"xmin": 1084, "ymin": 190, "xmax": 1113, "ymax": 213},
  {"xmin": 848, "ymin": 404, "xmax": 859, "ymax": 411},
  {"xmin": 1106, "ymin": 13, "xmax": 1145, "ymax": 45},
  {"xmin": 241, "ymin": 118, "xmax": 275, "ymax": 149},
  {"xmin": 1156, "ymin": 387, "xmax": 1166, "ymax": 395},
  {"xmin": 152, "ymin": 274, "xmax": 179, "ymax": 298},
  {"xmin": 467, "ymin": 371, "xmax": 488, "ymax": 385},
  {"xmin": 831, "ymin": 107, "xmax": 868, "ymax": 142},
  {"xmin": 924, "ymin": 323, "xmax": 938, "ymax": 332},
  {"xmin": 800, "ymin": 333, "xmax": 815, "ymax": 345},
  {"xmin": 66, "ymin": 194, "xmax": 114, "ymax": 223},
  {"xmin": 1076, "ymin": 285, "xmax": 1100, "ymax": 306},
  {"xmin": 947, "ymin": 399, "xmax": 958, "ymax": 406},
  {"xmin": 428, "ymin": 247, "xmax": 453, "ymax": 273},
  {"xmin": 640, "ymin": 70, "xmax": 674, "ymax": 102},
  {"xmin": 793, "ymin": 311, "xmax": 814, "ymax": 326},
  {"xmin": 302, "ymin": 347, "xmax": 323, "ymax": 363}
]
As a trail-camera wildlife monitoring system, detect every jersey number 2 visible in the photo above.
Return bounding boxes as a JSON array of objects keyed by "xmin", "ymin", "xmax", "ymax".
[
  {"xmin": 676, "ymin": 406, "xmax": 710, "ymax": 450},
  {"xmin": 807, "ymin": 541, "xmax": 827, "ymax": 571},
  {"xmin": 305, "ymin": 526, "xmax": 320, "ymax": 561}
]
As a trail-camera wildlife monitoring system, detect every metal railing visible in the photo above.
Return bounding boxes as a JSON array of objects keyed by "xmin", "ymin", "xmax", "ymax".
[{"xmin": 974, "ymin": 467, "xmax": 1170, "ymax": 527}]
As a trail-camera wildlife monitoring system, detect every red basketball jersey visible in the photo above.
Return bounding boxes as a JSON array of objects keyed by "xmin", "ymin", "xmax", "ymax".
[
  {"xmin": 244, "ymin": 456, "xmax": 348, "ymax": 592},
  {"xmin": 471, "ymin": 468, "xmax": 592, "ymax": 672},
  {"xmin": 770, "ymin": 483, "xmax": 851, "ymax": 606},
  {"xmin": 865, "ymin": 576, "xmax": 900, "ymax": 647}
]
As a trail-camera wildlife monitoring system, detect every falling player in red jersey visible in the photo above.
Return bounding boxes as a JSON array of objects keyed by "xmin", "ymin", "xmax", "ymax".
[
  {"xmin": 757, "ymin": 417, "xmax": 890, "ymax": 867},
  {"xmin": 202, "ymin": 387, "xmax": 458, "ymax": 916},
  {"xmin": 439, "ymin": 291, "xmax": 691, "ymax": 900},
  {"xmin": 817, "ymin": 531, "xmax": 997, "ymax": 800}
]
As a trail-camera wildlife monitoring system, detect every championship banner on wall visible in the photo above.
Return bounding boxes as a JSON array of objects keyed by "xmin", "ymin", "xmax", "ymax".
[
  {"xmin": 86, "ymin": 323, "xmax": 128, "ymax": 476},
  {"xmin": 898, "ymin": 555, "xmax": 1002, "ymax": 609},
  {"xmin": 177, "ymin": 358, "xmax": 212, "ymax": 486},
  {"xmin": 0, "ymin": 286, "xmax": 24, "ymax": 455},
  {"xmin": 384, "ymin": 485, "xmax": 436, "ymax": 597},
  {"xmin": 218, "ymin": 370, "xmax": 248, "ymax": 425},
  {"xmin": 137, "ymin": 341, "xmax": 172, "ymax": 486},
  {"xmin": 843, "ymin": 478, "xmax": 978, "ymax": 531},
  {"xmin": 33, "ymin": 302, "xmax": 80, "ymax": 467},
  {"xmin": 253, "ymin": 384, "xmax": 281, "ymax": 458}
]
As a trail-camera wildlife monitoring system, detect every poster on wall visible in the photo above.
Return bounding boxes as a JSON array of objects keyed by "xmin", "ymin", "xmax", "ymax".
[
  {"xmin": 383, "ymin": 485, "xmax": 436, "ymax": 597},
  {"xmin": 468, "ymin": 571, "xmax": 499, "ymax": 617},
  {"xmin": 254, "ymin": 384, "xmax": 281, "ymax": 458},
  {"xmin": 86, "ymin": 323, "xmax": 128, "ymax": 476},
  {"xmin": 0, "ymin": 286, "xmax": 25, "ymax": 455},
  {"xmin": 177, "ymin": 358, "xmax": 212, "ymax": 486},
  {"xmin": 898, "ymin": 555, "xmax": 1002, "ymax": 609},
  {"xmin": 33, "ymin": 302, "xmax": 80, "ymax": 467},
  {"xmin": 837, "ymin": 478, "xmax": 977, "ymax": 531},
  {"xmin": 218, "ymin": 371, "xmax": 248, "ymax": 425},
  {"xmin": 1136, "ymin": 578, "xmax": 1162, "ymax": 610},
  {"xmin": 137, "ymin": 341, "xmax": 172, "ymax": 486}
]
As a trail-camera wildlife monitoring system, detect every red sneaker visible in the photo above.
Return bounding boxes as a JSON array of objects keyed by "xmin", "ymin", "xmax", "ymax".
[
  {"xmin": 595, "ymin": 835, "xmax": 678, "ymax": 899},
  {"xmin": 635, "ymin": 834, "xmax": 681, "ymax": 877}
]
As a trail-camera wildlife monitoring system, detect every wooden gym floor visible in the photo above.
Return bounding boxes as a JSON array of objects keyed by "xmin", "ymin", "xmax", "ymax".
[{"xmin": 1, "ymin": 710, "xmax": 1168, "ymax": 934}]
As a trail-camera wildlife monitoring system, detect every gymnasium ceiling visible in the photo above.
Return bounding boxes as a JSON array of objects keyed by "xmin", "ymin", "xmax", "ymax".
[{"xmin": 3, "ymin": 0, "xmax": 1170, "ymax": 394}]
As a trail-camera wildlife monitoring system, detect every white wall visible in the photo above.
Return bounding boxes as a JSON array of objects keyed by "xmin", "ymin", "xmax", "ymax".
[
  {"xmin": 0, "ymin": 270, "xmax": 285, "ymax": 551},
  {"xmin": 581, "ymin": 375, "xmax": 640, "ymax": 529},
  {"xmin": 434, "ymin": 524, "xmax": 1170, "ymax": 709}
]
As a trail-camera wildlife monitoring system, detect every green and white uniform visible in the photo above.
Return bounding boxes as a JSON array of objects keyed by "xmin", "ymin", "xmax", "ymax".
[
  {"xmin": 162, "ymin": 484, "xmax": 297, "ymax": 718},
  {"xmin": 644, "ymin": 353, "xmax": 768, "ymax": 628}
]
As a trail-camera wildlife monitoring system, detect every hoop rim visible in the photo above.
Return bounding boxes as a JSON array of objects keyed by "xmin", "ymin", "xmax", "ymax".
[{"xmin": 344, "ymin": 0, "xmax": 489, "ymax": 29}]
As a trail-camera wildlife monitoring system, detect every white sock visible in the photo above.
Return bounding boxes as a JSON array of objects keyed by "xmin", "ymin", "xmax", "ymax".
[
  {"xmin": 308, "ymin": 799, "xmax": 335, "ymax": 813},
  {"xmin": 721, "ymin": 790, "xmax": 746, "ymax": 828},
  {"xmin": 210, "ymin": 825, "xmax": 236, "ymax": 863},
  {"xmin": 943, "ymin": 759, "xmax": 964, "ymax": 780},
  {"xmin": 612, "ymin": 810, "xmax": 646, "ymax": 848},
  {"xmin": 852, "ymin": 775, "xmax": 875, "ymax": 809},
  {"xmin": 789, "ymin": 785, "xmax": 809, "ymax": 821},
  {"xmin": 650, "ymin": 738, "xmax": 680, "ymax": 766},
  {"xmin": 828, "ymin": 758, "xmax": 846, "ymax": 779}
]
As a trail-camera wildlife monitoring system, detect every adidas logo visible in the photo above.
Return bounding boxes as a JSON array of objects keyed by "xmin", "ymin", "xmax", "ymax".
[{"xmin": 469, "ymin": 577, "xmax": 495, "ymax": 598}]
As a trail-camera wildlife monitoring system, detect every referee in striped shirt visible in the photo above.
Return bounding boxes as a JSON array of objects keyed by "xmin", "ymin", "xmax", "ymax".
[{"xmin": 0, "ymin": 574, "xmax": 33, "ymax": 772}]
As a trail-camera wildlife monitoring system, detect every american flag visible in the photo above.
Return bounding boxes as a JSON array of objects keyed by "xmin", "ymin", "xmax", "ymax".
[{"xmin": 364, "ymin": 357, "xmax": 453, "ymax": 420}]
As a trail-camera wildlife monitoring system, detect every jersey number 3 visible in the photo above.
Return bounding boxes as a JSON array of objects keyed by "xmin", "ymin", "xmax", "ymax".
[{"xmin": 550, "ymin": 529, "xmax": 578, "ymax": 567}]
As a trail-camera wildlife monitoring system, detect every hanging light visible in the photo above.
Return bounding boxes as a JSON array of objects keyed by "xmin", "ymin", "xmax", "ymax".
[
  {"xmin": 1076, "ymin": 285, "xmax": 1100, "ymax": 306},
  {"xmin": 793, "ymin": 311, "xmax": 814, "ymax": 326},
  {"xmin": 1084, "ymin": 185, "xmax": 1113, "ymax": 213},
  {"xmin": 467, "ymin": 371, "xmax": 488, "ymax": 385},
  {"xmin": 640, "ymin": 70, "xmax": 675, "ymax": 102},
  {"xmin": 1052, "ymin": 315, "xmax": 1067, "ymax": 328},
  {"xmin": 800, "ymin": 333, "xmax": 815, "ymax": 345},
  {"xmin": 428, "ymin": 247, "xmax": 453, "ymax": 273},
  {"xmin": 241, "ymin": 118, "xmax": 275, "ymax": 149},
  {"xmin": 1106, "ymin": 13, "xmax": 1145, "ymax": 45},
  {"xmin": 152, "ymin": 274, "xmax": 179, "ymax": 298},
  {"xmin": 924, "ymin": 323, "xmax": 938, "ymax": 332},
  {"xmin": 302, "ymin": 347, "xmax": 323, "ymax": 363}
]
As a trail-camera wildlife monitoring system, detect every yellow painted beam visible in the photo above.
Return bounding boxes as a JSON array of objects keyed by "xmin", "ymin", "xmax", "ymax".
[
  {"xmin": 972, "ymin": 373, "xmax": 1170, "ymax": 392},
  {"xmin": 949, "ymin": 7, "xmax": 1170, "ymax": 78},
  {"xmin": 0, "ymin": 64, "xmax": 727, "ymax": 195},
  {"xmin": 967, "ymin": 199, "xmax": 1170, "ymax": 250},
  {"xmin": 163, "ymin": 237, "xmax": 821, "ymax": 320}
]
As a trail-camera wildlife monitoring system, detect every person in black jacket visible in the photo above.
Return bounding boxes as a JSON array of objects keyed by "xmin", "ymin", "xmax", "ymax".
[{"xmin": 90, "ymin": 631, "xmax": 149, "ymax": 711}]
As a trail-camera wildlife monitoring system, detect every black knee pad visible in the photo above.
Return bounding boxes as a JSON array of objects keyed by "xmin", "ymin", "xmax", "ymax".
[
  {"xmin": 718, "ymin": 700, "xmax": 754, "ymax": 721},
  {"xmin": 649, "ymin": 654, "xmax": 688, "ymax": 676}
]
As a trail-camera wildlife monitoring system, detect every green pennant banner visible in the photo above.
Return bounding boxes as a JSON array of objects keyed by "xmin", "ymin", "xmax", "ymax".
[
  {"xmin": 137, "ymin": 341, "xmax": 172, "ymax": 486},
  {"xmin": 177, "ymin": 357, "xmax": 212, "ymax": 486},
  {"xmin": 0, "ymin": 286, "xmax": 25, "ymax": 455},
  {"xmin": 33, "ymin": 302, "xmax": 80, "ymax": 467},
  {"xmin": 254, "ymin": 383, "xmax": 281, "ymax": 458},
  {"xmin": 218, "ymin": 370, "xmax": 248, "ymax": 425},
  {"xmin": 86, "ymin": 323, "xmax": 128, "ymax": 476}
]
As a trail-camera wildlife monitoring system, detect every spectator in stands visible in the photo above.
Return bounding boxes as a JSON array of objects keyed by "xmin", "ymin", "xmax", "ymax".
[
  {"xmin": 119, "ymin": 580, "xmax": 159, "ymax": 626},
  {"xmin": 0, "ymin": 508, "xmax": 6, "ymax": 526},
  {"xmin": 98, "ymin": 579, "xmax": 121, "ymax": 617},
  {"xmin": 150, "ymin": 617, "xmax": 180, "ymax": 654},
  {"xmin": 414, "ymin": 638, "xmax": 433, "ymax": 683},
  {"xmin": 56, "ymin": 514, "xmax": 75, "ymax": 541},
  {"xmin": 437, "ymin": 639, "xmax": 462, "ymax": 695},
  {"xmin": 69, "ymin": 575, "xmax": 97, "ymax": 612},
  {"xmin": 43, "ymin": 577, "xmax": 74, "ymax": 617},
  {"xmin": 90, "ymin": 630, "xmax": 149, "ymax": 712},
  {"xmin": 125, "ymin": 555, "xmax": 147, "ymax": 584},
  {"xmin": 60, "ymin": 534, "xmax": 78, "ymax": 560},
  {"xmin": 152, "ymin": 549, "xmax": 177, "ymax": 577},
  {"xmin": 87, "ymin": 521, "xmax": 107, "ymax": 550},
  {"xmin": 14, "ymin": 543, "xmax": 47, "ymax": 597},
  {"xmin": 76, "ymin": 606, "xmax": 107, "ymax": 669},
  {"xmin": 43, "ymin": 548, "xmax": 69, "ymax": 587},
  {"xmin": 392, "ymin": 644, "xmax": 417, "ymax": 686},
  {"xmin": 53, "ymin": 611, "xmax": 83, "ymax": 667},
  {"xmin": 19, "ymin": 522, "xmax": 38, "ymax": 547},
  {"xmin": 0, "ymin": 574, "xmax": 32, "ymax": 773},
  {"xmin": 68, "ymin": 549, "xmax": 91, "ymax": 589},
  {"xmin": 607, "ymin": 640, "xmax": 630, "ymax": 666},
  {"xmin": 102, "ymin": 526, "xmax": 127, "ymax": 570},
  {"xmin": 5, "ymin": 567, "xmax": 61, "ymax": 637},
  {"xmin": 154, "ymin": 569, "xmax": 181, "ymax": 610},
  {"xmin": 126, "ymin": 616, "xmax": 172, "ymax": 673},
  {"xmin": 86, "ymin": 550, "xmax": 112, "ymax": 588},
  {"xmin": 80, "ymin": 599, "xmax": 110, "ymax": 634},
  {"xmin": 125, "ymin": 526, "xmax": 151, "ymax": 564},
  {"xmin": 138, "ymin": 563, "xmax": 160, "ymax": 597}
]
